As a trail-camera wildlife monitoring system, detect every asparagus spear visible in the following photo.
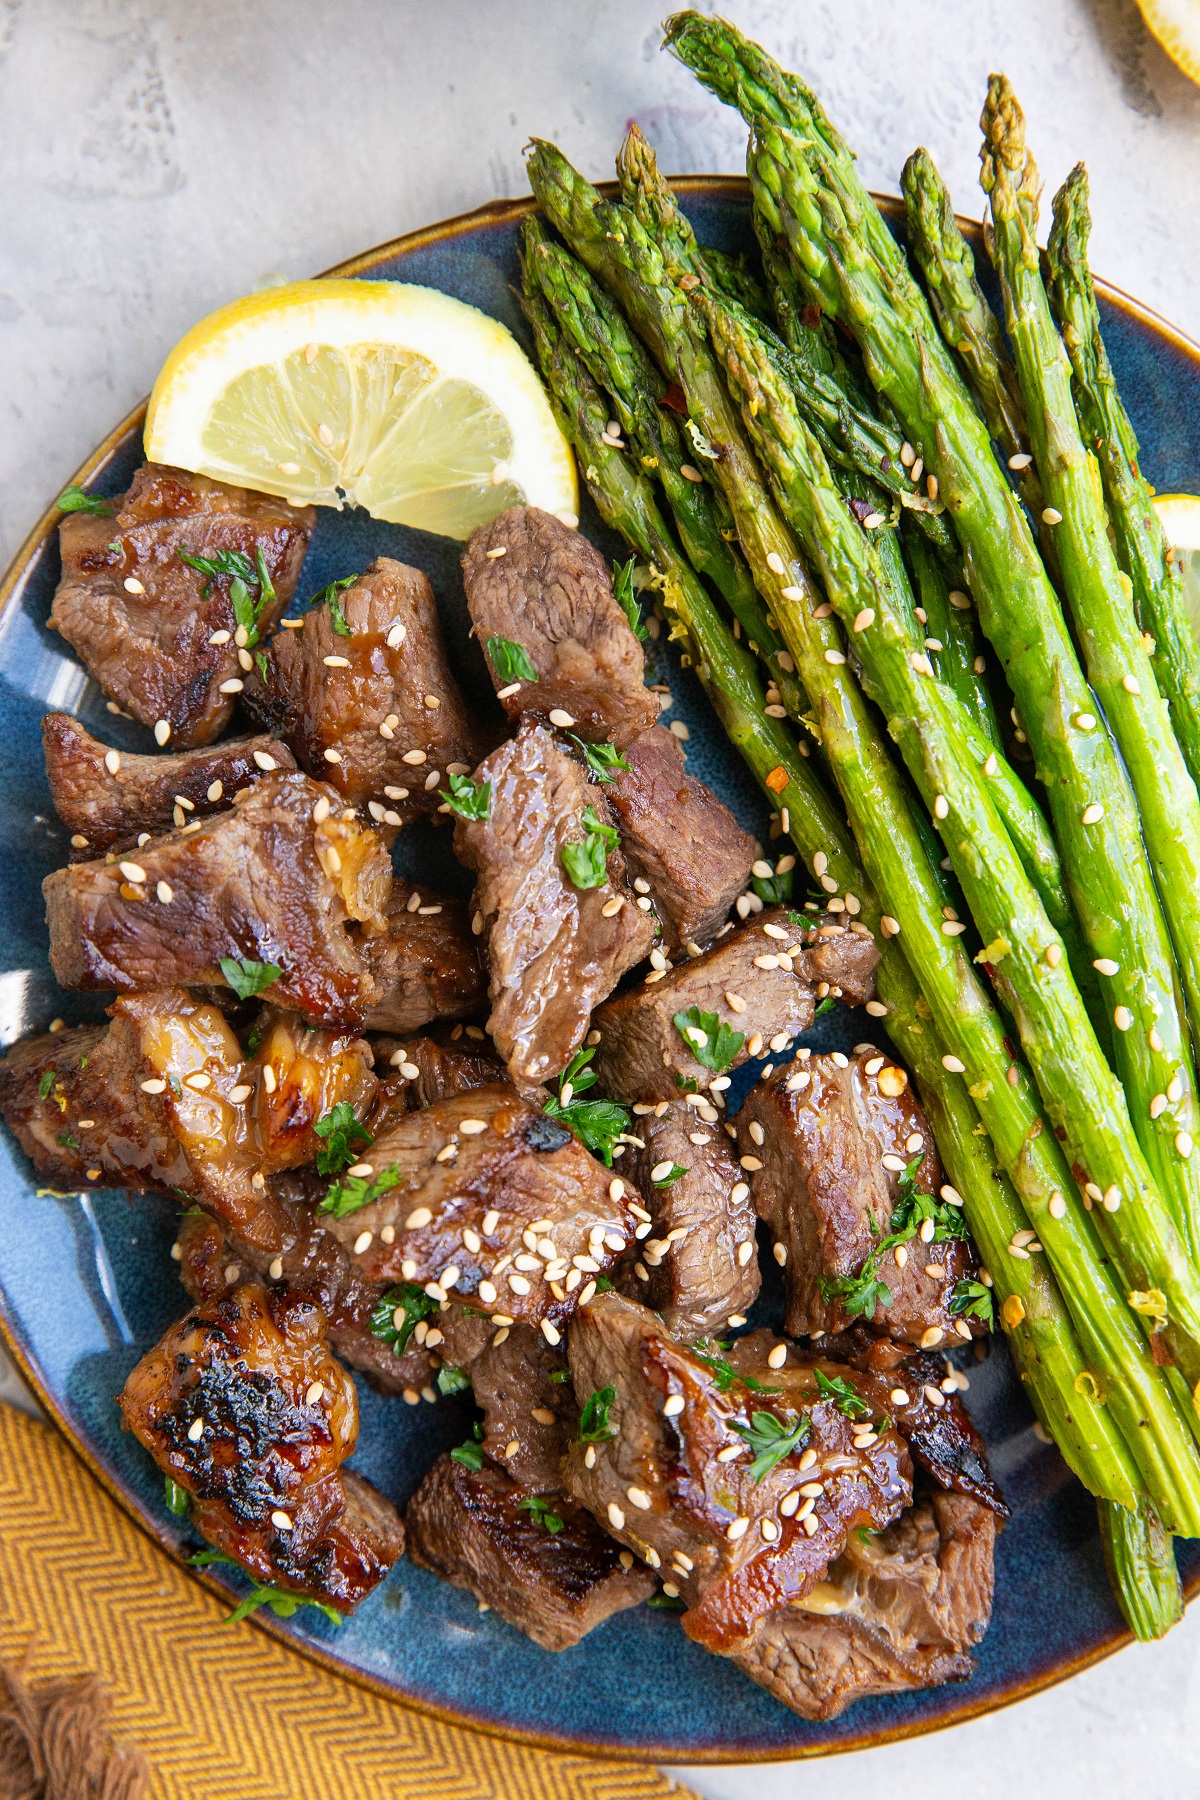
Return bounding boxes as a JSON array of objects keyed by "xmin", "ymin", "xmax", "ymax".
[
  {"xmin": 520, "ymin": 217, "xmax": 807, "ymax": 727},
  {"xmin": 524, "ymin": 140, "xmax": 1200, "ymax": 1523},
  {"xmin": 1046, "ymin": 163, "xmax": 1200, "ymax": 800},
  {"xmin": 981, "ymin": 78, "xmax": 1200, "ymax": 1157},
  {"xmin": 665, "ymin": 11, "xmax": 1200, "ymax": 1281},
  {"xmin": 526, "ymin": 270, "xmax": 1140, "ymax": 1506},
  {"xmin": 1097, "ymin": 1498, "xmax": 1183, "ymax": 1640},
  {"xmin": 701, "ymin": 282, "xmax": 1200, "ymax": 1474},
  {"xmin": 900, "ymin": 147, "xmax": 1048, "ymax": 528},
  {"xmin": 904, "ymin": 524, "xmax": 1002, "ymax": 749}
]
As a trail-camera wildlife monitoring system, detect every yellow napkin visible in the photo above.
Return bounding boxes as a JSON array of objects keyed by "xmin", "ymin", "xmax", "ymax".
[{"xmin": 0, "ymin": 1405, "xmax": 698, "ymax": 1799}]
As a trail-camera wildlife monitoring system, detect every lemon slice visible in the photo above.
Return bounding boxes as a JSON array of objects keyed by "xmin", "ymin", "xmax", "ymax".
[
  {"xmin": 1154, "ymin": 493, "xmax": 1200, "ymax": 640},
  {"xmin": 1135, "ymin": 0, "xmax": 1200, "ymax": 85},
  {"xmin": 144, "ymin": 279, "xmax": 577, "ymax": 540}
]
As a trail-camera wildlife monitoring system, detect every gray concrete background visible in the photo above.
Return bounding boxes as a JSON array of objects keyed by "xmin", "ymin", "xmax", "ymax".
[{"xmin": 3, "ymin": 1, "xmax": 1200, "ymax": 1792}]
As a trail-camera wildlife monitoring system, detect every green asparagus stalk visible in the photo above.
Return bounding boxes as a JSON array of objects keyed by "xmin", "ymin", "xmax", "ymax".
[
  {"xmin": 1097, "ymin": 1497, "xmax": 1183, "ymax": 1640},
  {"xmin": 900, "ymin": 147, "xmax": 1048, "ymax": 527},
  {"xmin": 665, "ymin": 11, "xmax": 1200, "ymax": 1280},
  {"xmin": 525, "ymin": 267, "xmax": 1140, "ymax": 1506},
  {"xmin": 981, "ymin": 78, "xmax": 1200, "ymax": 1167},
  {"xmin": 903, "ymin": 525, "xmax": 1002, "ymax": 749},
  {"xmin": 519, "ymin": 217, "xmax": 807, "ymax": 727},
  {"xmin": 524, "ymin": 137, "xmax": 1200, "ymax": 1525},
  {"xmin": 700, "ymin": 281, "xmax": 1200, "ymax": 1503},
  {"xmin": 1046, "ymin": 163, "xmax": 1200, "ymax": 800},
  {"xmin": 695, "ymin": 245, "xmax": 770, "ymax": 318}
]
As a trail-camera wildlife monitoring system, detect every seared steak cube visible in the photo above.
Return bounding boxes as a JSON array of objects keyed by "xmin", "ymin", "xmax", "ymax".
[
  {"xmin": 729, "ymin": 1486, "xmax": 995, "ymax": 1720},
  {"xmin": 725, "ymin": 1335, "xmax": 1007, "ymax": 1519},
  {"xmin": 591, "ymin": 908, "xmax": 879, "ymax": 1101},
  {"xmin": 455, "ymin": 723, "xmax": 655, "ymax": 1081},
  {"xmin": 358, "ymin": 879, "xmax": 487, "ymax": 1034},
  {"xmin": 604, "ymin": 725, "xmax": 754, "ymax": 954},
  {"xmin": 120, "ymin": 1281, "xmax": 402, "ymax": 1613},
  {"xmin": 562, "ymin": 1292, "xmax": 911, "ymax": 1653},
  {"xmin": 369, "ymin": 1027, "xmax": 506, "ymax": 1111},
  {"xmin": 246, "ymin": 557, "xmax": 488, "ymax": 820},
  {"xmin": 316, "ymin": 1085, "xmax": 634, "ymax": 1341},
  {"xmin": 738, "ymin": 1050, "xmax": 981, "ymax": 1350},
  {"xmin": 44, "ymin": 772, "xmax": 392, "ymax": 1027},
  {"xmin": 51, "ymin": 465, "xmax": 314, "ymax": 747},
  {"xmin": 468, "ymin": 1322, "xmax": 579, "ymax": 1492},
  {"xmin": 617, "ymin": 1099, "xmax": 760, "ymax": 1338},
  {"xmin": 462, "ymin": 505, "xmax": 659, "ymax": 746},
  {"xmin": 406, "ymin": 1453, "xmax": 654, "ymax": 1650},
  {"xmin": 42, "ymin": 712, "xmax": 296, "ymax": 861}
]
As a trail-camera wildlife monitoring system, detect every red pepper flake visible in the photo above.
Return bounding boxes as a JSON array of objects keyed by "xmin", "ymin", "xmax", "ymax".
[
  {"xmin": 800, "ymin": 304, "xmax": 822, "ymax": 331},
  {"xmin": 765, "ymin": 765, "xmax": 789, "ymax": 794},
  {"xmin": 1150, "ymin": 1332, "xmax": 1176, "ymax": 1367},
  {"xmin": 659, "ymin": 383, "xmax": 688, "ymax": 416}
]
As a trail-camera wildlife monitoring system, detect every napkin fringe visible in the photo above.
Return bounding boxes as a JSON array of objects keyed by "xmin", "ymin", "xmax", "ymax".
[{"xmin": 0, "ymin": 1646, "xmax": 150, "ymax": 1800}]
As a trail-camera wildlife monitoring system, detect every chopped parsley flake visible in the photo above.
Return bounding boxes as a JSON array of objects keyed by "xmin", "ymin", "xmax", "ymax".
[
  {"xmin": 730, "ymin": 1408, "xmax": 811, "ymax": 1483},
  {"xmin": 309, "ymin": 575, "xmax": 357, "ymax": 633},
  {"xmin": 436, "ymin": 1364, "xmax": 472, "ymax": 1397},
  {"xmin": 57, "ymin": 485, "xmax": 112, "ymax": 515},
  {"xmin": 486, "ymin": 636, "xmax": 538, "ymax": 685},
  {"xmin": 949, "ymin": 1278, "xmax": 994, "ymax": 1329},
  {"xmin": 164, "ymin": 1476, "xmax": 190, "ymax": 1517},
  {"xmin": 820, "ymin": 1156, "xmax": 968, "ymax": 1323},
  {"xmin": 571, "ymin": 736, "xmax": 630, "ymax": 783},
  {"xmin": 450, "ymin": 1421, "xmax": 485, "ymax": 1470},
  {"xmin": 578, "ymin": 1385, "xmax": 617, "ymax": 1443},
  {"xmin": 652, "ymin": 1163, "xmax": 688, "ymax": 1187},
  {"xmin": 189, "ymin": 1550, "xmax": 342, "ymax": 1626},
  {"xmin": 178, "ymin": 547, "xmax": 275, "ymax": 647},
  {"xmin": 319, "ymin": 1163, "xmax": 401, "ymax": 1219},
  {"xmin": 672, "ymin": 1006, "xmax": 745, "ymax": 1073},
  {"xmin": 544, "ymin": 1046, "xmax": 630, "ymax": 1165},
  {"xmin": 814, "ymin": 1368, "xmax": 870, "ymax": 1419},
  {"xmin": 517, "ymin": 1493, "xmax": 564, "ymax": 1534},
  {"xmin": 561, "ymin": 805, "xmax": 619, "ymax": 890},
  {"xmin": 218, "ymin": 956, "xmax": 282, "ymax": 1000},
  {"xmin": 313, "ymin": 1101, "xmax": 372, "ymax": 1176},
  {"xmin": 613, "ymin": 557, "xmax": 649, "ymax": 642},
  {"xmin": 440, "ymin": 771, "xmax": 491, "ymax": 820},
  {"xmin": 368, "ymin": 1283, "xmax": 438, "ymax": 1354},
  {"xmin": 37, "ymin": 1070, "xmax": 57, "ymax": 1101}
]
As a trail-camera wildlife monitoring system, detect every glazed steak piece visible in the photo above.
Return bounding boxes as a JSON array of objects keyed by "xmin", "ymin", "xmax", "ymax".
[
  {"xmin": 0, "ymin": 989, "xmax": 376, "ymax": 1248},
  {"xmin": 42, "ymin": 713, "xmax": 297, "ymax": 861},
  {"xmin": 369, "ymin": 1028, "xmax": 506, "ymax": 1111},
  {"xmin": 406, "ymin": 1454, "xmax": 655, "ymax": 1650},
  {"xmin": 246, "ymin": 557, "xmax": 489, "ymax": 820},
  {"xmin": 590, "ymin": 908, "xmax": 880, "ymax": 1101},
  {"xmin": 462, "ymin": 505, "xmax": 659, "ymax": 746},
  {"xmin": 51, "ymin": 465, "xmax": 314, "ymax": 747},
  {"xmin": 316, "ymin": 1085, "xmax": 634, "ymax": 1340},
  {"xmin": 617, "ymin": 1099, "xmax": 760, "ymax": 1339},
  {"xmin": 467, "ymin": 1322, "xmax": 579, "ymax": 1491},
  {"xmin": 725, "ymin": 1335, "xmax": 1007, "ymax": 1519},
  {"xmin": 730, "ymin": 1487, "xmax": 996, "ymax": 1720},
  {"xmin": 738, "ymin": 1050, "xmax": 982, "ymax": 1350},
  {"xmin": 357, "ymin": 879, "xmax": 487, "ymax": 1034},
  {"xmin": 44, "ymin": 773, "xmax": 392, "ymax": 1027},
  {"xmin": 120, "ymin": 1281, "xmax": 403, "ymax": 1613},
  {"xmin": 455, "ymin": 723, "xmax": 655, "ymax": 1082},
  {"xmin": 604, "ymin": 725, "xmax": 755, "ymax": 954},
  {"xmin": 563, "ymin": 1292, "xmax": 911, "ymax": 1654}
]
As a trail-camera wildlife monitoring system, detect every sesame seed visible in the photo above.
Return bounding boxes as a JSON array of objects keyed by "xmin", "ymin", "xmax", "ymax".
[
  {"xmin": 1042, "ymin": 507, "xmax": 1063, "ymax": 525},
  {"xmin": 919, "ymin": 1326, "xmax": 944, "ymax": 1349},
  {"xmin": 218, "ymin": 679, "xmax": 243, "ymax": 695},
  {"xmin": 601, "ymin": 896, "xmax": 624, "ymax": 916},
  {"xmin": 737, "ymin": 1238, "xmax": 755, "ymax": 1266},
  {"xmin": 1150, "ymin": 1028, "xmax": 1165, "ymax": 1052},
  {"xmin": 1122, "ymin": 673, "xmax": 1141, "ymax": 695},
  {"xmin": 890, "ymin": 1388, "xmax": 911, "ymax": 1406},
  {"xmin": 933, "ymin": 794, "xmax": 949, "ymax": 820},
  {"xmin": 1177, "ymin": 1131, "xmax": 1194, "ymax": 1158},
  {"xmin": 1081, "ymin": 803, "xmax": 1104, "ymax": 825},
  {"xmin": 608, "ymin": 1502, "xmax": 626, "ymax": 1529},
  {"xmin": 680, "ymin": 464, "xmax": 702, "ymax": 482},
  {"xmin": 353, "ymin": 1230, "xmax": 373, "ymax": 1254},
  {"xmin": 824, "ymin": 648, "xmax": 846, "ymax": 665},
  {"xmin": 669, "ymin": 720, "xmax": 690, "ymax": 740},
  {"xmin": 104, "ymin": 750, "xmax": 123, "ymax": 775},
  {"xmin": 119, "ymin": 860, "xmax": 146, "ymax": 884},
  {"xmin": 942, "ymin": 920, "xmax": 966, "ymax": 936},
  {"xmin": 1045, "ymin": 943, "xmax": 1062, "ymax": 967},
  {"xmin": 941, "ymin": 1054, "xmax": 966, "ymax": 1073},
  {"xmin": 1115, "ymin": 1006, "xmax": 1133, "ymax": 1031},
  {"xmin": 140, "ymin": 1078, "xmax": 166, "ymax": 1095},
  {"xmin": 187, "ymin": 1417, "xmax": 205, "ymax": 1442},
  {"xmin": 627, "ymin": 1485, "xmax": 652, "ymax": 1510},
  {"xmin": 767, "ymin": 1343, "xmax": 787, "ymax": 1369},
  {"xmin": 549, "ymin": 708, "xmax": 576, "ymax": 728},
  {"xmin": 910, "ymin": 458, "xmax": 924, "ymax": 483},
  {"xmin": 726, "ymin": 1516, "xmax": 750, "ymax": 1541},
  {"xmin": 880, "ymin": 915, "xmax": 900, "ymax": 937}
]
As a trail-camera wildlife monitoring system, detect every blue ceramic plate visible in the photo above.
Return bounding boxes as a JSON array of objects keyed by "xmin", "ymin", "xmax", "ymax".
[{"xmin": 0, "ymin": 180, "xmax": 1197, "ymax": 1764}]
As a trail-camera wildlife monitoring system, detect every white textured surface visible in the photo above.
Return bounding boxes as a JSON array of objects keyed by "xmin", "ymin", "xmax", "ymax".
[{"xmin": 3, "ymin": 0, "xmax": 1200, "ymax": 1790}]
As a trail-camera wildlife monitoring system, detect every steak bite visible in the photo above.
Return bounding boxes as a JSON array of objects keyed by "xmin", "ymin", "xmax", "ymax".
[
  {"xmin": 591, "ymin": 908, "xmax": 880, "ymax": 1102},
  {"xmin": 462, "ymin": 505, "xmax": 659, "ymax": 746},
  {"xmin": 603, "ymin": 726, "xmax": 755, "ymax": 954},
  {"xmin": 51, "ymin": 465, "xmax": 314, "ymax": 747},
  {"xmin": 725, "ymin": 1335, "xmax": 1007, "ymax": 1520},
  {"xmin": 369, "ymin": 1028, "xmax": 506, "ymax": 1111},
  {"xmin": 729, "ymin": 1486, "xmax": 996, "ymax": 1720},
  {"xmin": 315, "ymin": 1085, "xmax": 634, "ymax": 1341},
  {"xmin": 405, "ymin": 1453, "xmax": 655, "ymax": 1650},
  {"xmin": 467, "ymin": 1322, "xmax": 579, "ymax": 1491},
  {"xmin": 616, "ymin": 1099, "xmax": 760, "ymax": 1338},
  {"xmin": 0, "ymin": 990, "xmax": 376, "ymax": 1251},
  {"xmin": 245, "ymin": 557, "xmax": 488, "ymax": 820},
  {"xmin": 738, "ymin": 1050, "xmax": 982, "ymax": 1350},
  {"xmin": 562, "ymin": 1292, "xmax": 911, "ymax": 1654},
  {"xmin": 42, "ymin": 713, "xmax": 297, "ymax": 861},
  {"xmin": 119, "ymin": 1281, "xmax": 403, "ymax": 1613},
  {"xmin": 455, "ymin": 723, "xmax": 656, "ymax": 1082},
  {"xmin": 357, "ymin": 879, "xmax": 487, "ymax": 1035},
  {"xmin": 44, "ymin": 772, "xmax": 392, "ymax": 1027}
]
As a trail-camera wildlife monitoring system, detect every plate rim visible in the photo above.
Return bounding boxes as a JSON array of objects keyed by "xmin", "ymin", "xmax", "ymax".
[{"xmin": 2, "ymin": 173, "xmax": 1199, "ymax": 1766}]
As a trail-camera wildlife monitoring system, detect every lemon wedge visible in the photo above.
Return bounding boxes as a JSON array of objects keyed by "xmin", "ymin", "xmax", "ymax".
[
  {"xmin": 144, "ymin": 279, "xmax": 578, "ymax": 540},
  {"xmin": 1135, "ymin": 0, "xmax": 1200, "ymax": 85},
  {"xmin": 1153, "ymin": 493, "xmax": 1200, "ymax": 640}
]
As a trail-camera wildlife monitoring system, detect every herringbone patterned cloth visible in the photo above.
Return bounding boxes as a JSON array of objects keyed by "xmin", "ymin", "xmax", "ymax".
[{"xmin": 0, "ymin": 1406, "xmax": 698, "ymax": 1799}]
